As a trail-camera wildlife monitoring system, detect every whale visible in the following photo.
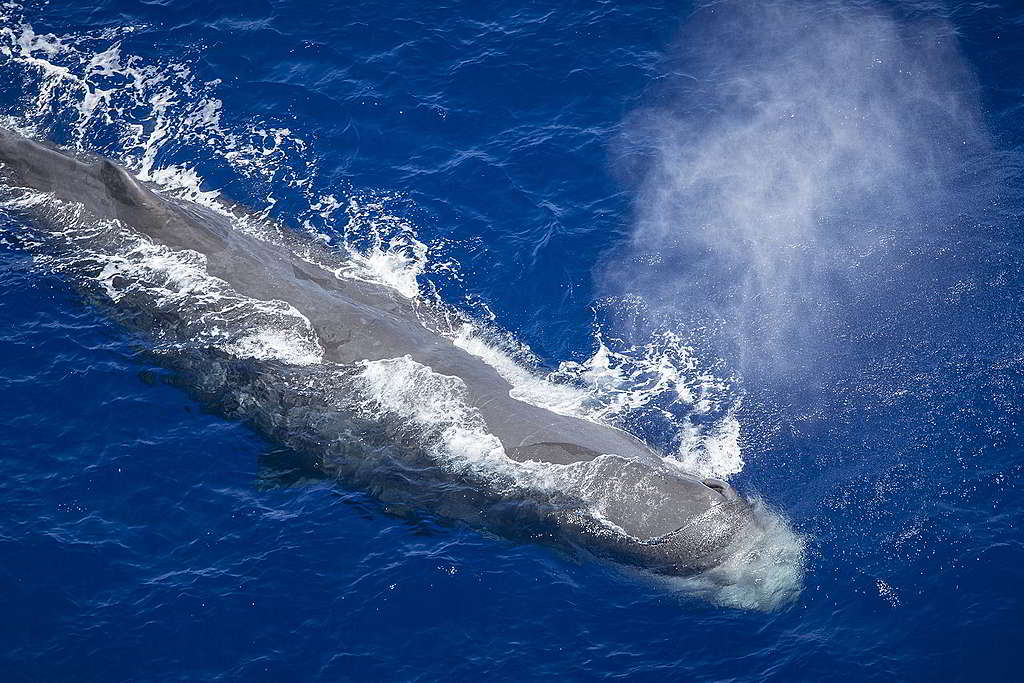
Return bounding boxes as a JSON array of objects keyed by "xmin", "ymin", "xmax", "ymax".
[{"xmin": 0, "ymin": 127, "xmax": 755, "ymax": 577}]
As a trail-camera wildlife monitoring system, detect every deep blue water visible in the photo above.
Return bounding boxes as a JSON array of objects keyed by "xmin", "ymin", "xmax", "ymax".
[{"xmin": 2, "ymin": 0, "xmax": 1024, "ymax": 680}]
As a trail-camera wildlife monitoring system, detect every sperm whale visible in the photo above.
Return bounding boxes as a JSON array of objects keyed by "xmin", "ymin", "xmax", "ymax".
[{"xmin": 0, "ymin": 127, "xmax": 755, "ymax": 577}]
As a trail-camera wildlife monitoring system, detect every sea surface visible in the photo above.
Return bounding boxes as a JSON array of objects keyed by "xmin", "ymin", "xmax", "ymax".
[{"xmin": 1, "ymin": 0, "xmax": 1023, "ymax": 680}]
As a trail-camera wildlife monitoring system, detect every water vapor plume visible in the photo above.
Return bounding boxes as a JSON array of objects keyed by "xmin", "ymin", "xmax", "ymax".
[{"xmin": 607, "ymin": 0, "xmax": 987, "ymax": 381}]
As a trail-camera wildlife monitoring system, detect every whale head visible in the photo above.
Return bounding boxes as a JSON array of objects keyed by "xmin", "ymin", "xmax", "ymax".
[{"xmin": 541, "ymin": 454, "xmax": 755, "ymax": 576}]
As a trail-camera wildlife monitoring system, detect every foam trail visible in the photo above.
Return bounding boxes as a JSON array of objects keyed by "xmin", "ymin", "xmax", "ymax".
[{"xmin": 608, "ymin": 0, "xmax": 986, "ymax": 380}]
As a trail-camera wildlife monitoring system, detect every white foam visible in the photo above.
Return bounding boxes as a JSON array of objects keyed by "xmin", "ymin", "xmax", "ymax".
[
  {"xmin": 332, "ymin": 196, "xmax": 427, "ymax": 299},
  {"xmin": 453, "ymin": 320, "xmax": 745, "ymax": 479},
  {"xmin": 352, "ymin": 356, "xmax": 513, "ymax": 480},
  {"xmin": 0, "ymin": 9, "xmax": 318, "ymax": 207},
  {"xmin": 452, "ymin": 324, "xmax": 594, "ymax": 417},
  {"xmin": 675, "ymin": 413, "xmax": 744, "ymax": 480}
]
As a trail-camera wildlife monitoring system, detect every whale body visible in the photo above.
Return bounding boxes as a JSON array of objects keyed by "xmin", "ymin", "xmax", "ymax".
[{"xmin": 0, "ymin": 127, "xmax": 755, "ymax": 576}]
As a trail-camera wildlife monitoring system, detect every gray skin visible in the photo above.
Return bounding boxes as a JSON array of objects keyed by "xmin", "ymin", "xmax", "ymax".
[{"xmin": 0, "ymin": 127, "xmax": 754, "ymax": 576}]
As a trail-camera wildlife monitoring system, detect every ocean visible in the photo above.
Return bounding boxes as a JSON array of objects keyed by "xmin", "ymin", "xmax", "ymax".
[{"xmin": 1, "ymin": 0, "xmax": 1022, "ymax": 680}]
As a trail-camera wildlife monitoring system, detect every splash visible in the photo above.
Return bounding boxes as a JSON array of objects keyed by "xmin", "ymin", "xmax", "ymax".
[
  {"xmin": 446, "ymin": 317, "xmax": 744, "ymax": 479},
  {"xmin": 333, "ymin": 195, "xmax": 429, "ymax": 299}
]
